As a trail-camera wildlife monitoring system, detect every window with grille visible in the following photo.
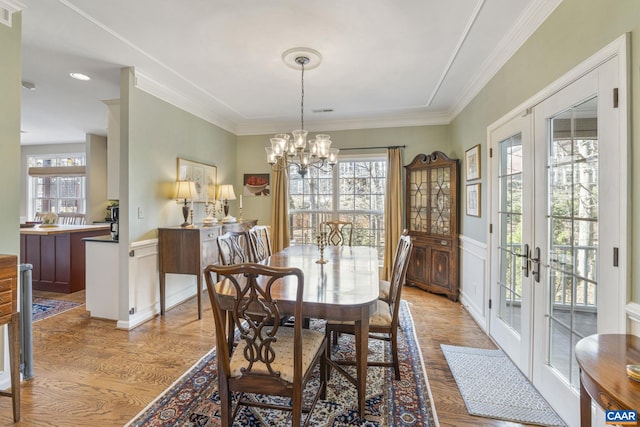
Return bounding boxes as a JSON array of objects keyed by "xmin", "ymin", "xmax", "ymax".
[
  {"xmin": 27, "ymin": 154, "xmax": 86, "ymax": 218},
  {"xmin": 289, "ymin": 155, "xmax": 386, "ymax": 264}
]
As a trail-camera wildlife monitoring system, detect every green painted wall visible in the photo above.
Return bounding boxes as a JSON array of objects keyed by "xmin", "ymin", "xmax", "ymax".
[
  {"xmin": 450, "ymin": 0, "xmax": 640, "ymax": 295},
  {"xmin": 0, "ymin": 14, "xmax": 21, "ymax": 256},
  {"xmin": 237, "ymin": 125, "xmax": 451, "ymax": 225},
  {"xmin": 122, "ymin": 69, "xmax": 238, "ymax": 243}
]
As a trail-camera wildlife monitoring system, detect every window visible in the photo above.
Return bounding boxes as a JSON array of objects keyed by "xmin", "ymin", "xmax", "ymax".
[
  {"xmin": 28, "ymin": 154, "xmax": 86, "ymax": 218},
  {"xmin": 289, "ymin": 155, "xmax": 386, "ymax": 263}
]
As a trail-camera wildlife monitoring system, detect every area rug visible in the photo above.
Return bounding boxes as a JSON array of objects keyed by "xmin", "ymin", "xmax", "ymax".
[
  {"xmin": 32, "ymin": 297, "xmax": 83, "ymax": 322},
  {"xmin": 440, "ymin": 344, "xmax": 565, "ymax": 426},
  {"xmin": 127, "ymin": 301, "xmax": 436, "ymax": 426}
]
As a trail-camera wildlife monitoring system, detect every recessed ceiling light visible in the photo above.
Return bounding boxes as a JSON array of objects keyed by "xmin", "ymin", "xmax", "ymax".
[
  {"xmin": 21, "ymin": 81, "xmax": 36, "ymax": 90},
  {"xmin": 69, "ymin": 72, "xmax": 91, "ymax": 81}
]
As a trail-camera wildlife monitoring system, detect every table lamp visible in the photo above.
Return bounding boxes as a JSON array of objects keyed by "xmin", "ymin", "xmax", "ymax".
[
  {"xmin": 175, "ymin": 180, "xmax": 197, "ymax": 227},
  {"xmin": 217, "ymin": 184, "xmax": 237, "ymax": 223}
]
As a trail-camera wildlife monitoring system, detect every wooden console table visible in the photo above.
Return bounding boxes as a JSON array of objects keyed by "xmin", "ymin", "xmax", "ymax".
[
  {"xmin": 158, "ymin": 221, "xmax": 257, "ymax": 319},
  {"xmin": 0, "ymin": 255, "xmax": 20, "ymax": 422},
  {"xmin": 575, "ymin": 334, "xmax": 640, "ymax": 427}
]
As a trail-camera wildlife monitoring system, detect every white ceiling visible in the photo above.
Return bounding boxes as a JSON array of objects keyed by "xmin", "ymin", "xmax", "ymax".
[{"xmin": 16, "ymin": 0, "xmax": 561, "ymax": 145}]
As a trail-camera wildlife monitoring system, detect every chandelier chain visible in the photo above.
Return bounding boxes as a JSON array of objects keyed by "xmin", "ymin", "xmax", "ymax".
[{"xmin": 300, "ymin": 60, "xmax": 305, "ymax": 131}]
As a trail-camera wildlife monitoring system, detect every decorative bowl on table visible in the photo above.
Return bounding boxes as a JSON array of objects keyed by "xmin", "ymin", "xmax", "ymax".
[
  {"xmin": 20, "ymin": 223, "xmax": 35, "ymax": 228},
  {"xmin": 627, "ymin": 364, "xmax": 640, "ymax": 382},
  {"xmin": 245, "ymin": 183, "xmax": 268, "ymax": 195}
]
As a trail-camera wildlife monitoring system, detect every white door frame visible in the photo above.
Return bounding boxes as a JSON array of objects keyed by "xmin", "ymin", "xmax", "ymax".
[{"xmin": 486, "ymin": 33, "xmax": 629, "ymax": 426}]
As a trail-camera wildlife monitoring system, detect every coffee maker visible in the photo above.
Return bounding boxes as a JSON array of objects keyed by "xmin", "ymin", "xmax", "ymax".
[{"xmin": 110, "ymin": 206, "xmax": 119, "ymax": 240}]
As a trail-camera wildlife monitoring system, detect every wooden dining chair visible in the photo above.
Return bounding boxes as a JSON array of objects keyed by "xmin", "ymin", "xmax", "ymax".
[
  {"xmin": 247, "ymin": 225, "xmax": 272, "ymax": 262},
  {"xmin": 379, "ymin": 229, "xmax": 410, "ymax": 303},
  {"xmin": 321, "ymin": 220, "xmax": 353, "ymax": 246},
  {"xmin": 325, "ymin": 231, "xmax": 413, "ymax": 380},
  {"xmin": 204, "ymin": 263, "xmax": 327, "ymax": 427},
  {"xmin": 57, "ymin": 212, "xmax": 86, "ymax": 225},
  {"xmin": 216, "ymin": 231, "xmax": 250, "ymax": 265}
]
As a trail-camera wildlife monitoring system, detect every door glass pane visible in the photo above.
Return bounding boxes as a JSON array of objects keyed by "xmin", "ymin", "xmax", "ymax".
[
  {"xmin": 497, "ymin": 133, "xmax": 523, "ymax": 334},
  {"xmin": 547, "ymin": 96, "xmax": 598, "ymax": 389}
]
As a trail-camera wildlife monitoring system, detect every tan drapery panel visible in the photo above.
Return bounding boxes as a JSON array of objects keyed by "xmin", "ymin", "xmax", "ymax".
[
  {"xmin": 270, "ymin": 161, "xmax": 290, "ymax": 253},
  {"xmin": 382, "ymin": 147, "xmax": 403, "ymax": 280}
]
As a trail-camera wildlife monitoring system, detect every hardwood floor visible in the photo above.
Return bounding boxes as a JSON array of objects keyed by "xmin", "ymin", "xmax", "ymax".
[{"xmin": 0, "ymin": 287, "xmax": 536, "ymax": 426}]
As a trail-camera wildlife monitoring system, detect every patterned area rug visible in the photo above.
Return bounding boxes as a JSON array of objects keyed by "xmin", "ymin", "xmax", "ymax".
[
  {"xmin": 32, "ymin": 297, "xmax": 83, "ymax": 322},
  {"xmin": 127, "ymin": 301, "xmax": 436, "ymax": 426},
  {"xmin": 441, "ymin": 345, "xmax": 566, "ymax": 426}
]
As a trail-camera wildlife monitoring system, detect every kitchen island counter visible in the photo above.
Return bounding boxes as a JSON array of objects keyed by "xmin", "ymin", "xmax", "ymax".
[
  {"xmin": 20, "ymin": 224, "xmax": 111, "ymax": 293},
  {"xmin": 20, "ymin": 224, "xmax": 109, "ymax": 235}
]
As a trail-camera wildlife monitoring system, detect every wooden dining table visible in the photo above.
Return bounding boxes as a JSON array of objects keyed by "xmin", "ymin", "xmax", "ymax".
[{"xmin": 214, "ymin": 244, "xmax": 380, "ymax": 419}]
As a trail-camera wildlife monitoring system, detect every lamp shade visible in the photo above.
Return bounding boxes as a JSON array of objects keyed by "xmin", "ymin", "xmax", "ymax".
[
  {"xmin": 175, "ymin": 180, "xmax": 198, "ymax": 200},
  {"xmin": 217, "ymin": 184, "xmax": 236, "ymax": 201}
]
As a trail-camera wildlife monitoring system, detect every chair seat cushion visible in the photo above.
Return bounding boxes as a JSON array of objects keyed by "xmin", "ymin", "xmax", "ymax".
[
  {"xmin": 229, "ymin": 326, "xmax": 324, "ymax": 383},
  {"xmin": 327, "ymin": 299, "xmax": 392, "ymax": 328},
  {"xmin": 378, "ymin": 279, "xmax": 390, "ymax": 302}
]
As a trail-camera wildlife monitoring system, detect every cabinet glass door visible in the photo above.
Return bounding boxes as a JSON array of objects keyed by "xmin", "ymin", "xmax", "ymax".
[
  {"xmin": 430, "ymin": 167, "xmax": 451, "ymax": 234},
  {"xmin": 409, "ymin": 169, "xmax": 428, "ymax": 232}
]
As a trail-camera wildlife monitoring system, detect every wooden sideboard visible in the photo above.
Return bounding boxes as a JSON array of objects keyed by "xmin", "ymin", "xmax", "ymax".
[
  {"xmin": 158, "ymin": 221, "xmax": 257, "ymax": 319},
  {"xmin": 0, "ymin": 255, "xmax": 20, "ymax": 422},
  {"xmin": 20, "ymin": 225, "xmax": 111, "ymax": 293}
]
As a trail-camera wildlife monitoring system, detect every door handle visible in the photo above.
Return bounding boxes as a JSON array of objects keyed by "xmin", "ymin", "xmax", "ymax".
[
  {"xmin": 531, "ymin": 246, "xmax": 541, "ymax": 283},
  {"xmin": 518, "ymin": 243, "xmax": 530, "ymax": 277}
]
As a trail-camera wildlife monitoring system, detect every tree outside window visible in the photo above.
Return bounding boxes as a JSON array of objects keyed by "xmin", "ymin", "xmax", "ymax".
[{"xmin": 289, "ymin": 156, "xmax": 386, "ymax": 264}]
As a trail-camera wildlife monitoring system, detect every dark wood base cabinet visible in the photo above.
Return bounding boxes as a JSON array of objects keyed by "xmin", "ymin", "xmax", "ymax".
[
  {"xmin": 405, "ymin": 234, "xmax": 459, "ymax": 301},
  {"xmin": 20, "ymin": 226, "xmax": 110, "ymax": 293},
  {"xmin": 405, "ymin": 152, "xmax": 460, "ymax": 302}
]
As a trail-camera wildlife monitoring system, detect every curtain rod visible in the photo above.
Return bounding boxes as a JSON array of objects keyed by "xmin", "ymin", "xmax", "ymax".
[{"xmin": 339, "ymin": 145, "xmax": 406, "ymax": 151}]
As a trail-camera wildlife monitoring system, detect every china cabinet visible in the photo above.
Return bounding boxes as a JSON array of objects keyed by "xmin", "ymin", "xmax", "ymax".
[{"xmin": 405, "ymin": 152, "xmax": 460, "ymax": 301}]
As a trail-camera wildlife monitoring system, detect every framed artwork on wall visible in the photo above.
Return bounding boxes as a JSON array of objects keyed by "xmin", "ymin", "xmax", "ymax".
[
  {"xmin": 465, "ymin": 144, "xmax": 481, "ymax": 181},
  {"xmin": 243, "ymin": 173, "xmax": 270, "ymax": 196},
  {"xmin": 466, "ymin": 183, "xmax": 480, "ymax": 217},
  {"xmin": 177, "ymin": 158, "xmax": 217, "ymax": 203}
]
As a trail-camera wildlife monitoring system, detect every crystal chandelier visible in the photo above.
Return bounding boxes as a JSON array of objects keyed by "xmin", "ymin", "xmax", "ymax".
[{"xmin": 265, "ymin": 49, "xmax": 339, "ymax": 177}]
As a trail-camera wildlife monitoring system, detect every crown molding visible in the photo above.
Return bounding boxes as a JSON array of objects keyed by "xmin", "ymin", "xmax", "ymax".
[
  {"xmin": 0, "ymin": 0, "xmax": 25, "ymax": 27},
  {"xmin": 235, "ymin": 110, "xmax": 451, "ymax": 136},
  {"xmin": 133, "ymin": 70, "xmax": 239, "ymax": 135},
  {"xmin": 448, "ymin": 0, "xmax": 563, "ymax": 121}
]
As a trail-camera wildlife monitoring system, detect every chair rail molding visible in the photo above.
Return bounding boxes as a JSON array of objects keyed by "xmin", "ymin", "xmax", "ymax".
[{"xmin": 459, "ymin": 234, "xmax": 488, "ymax": 331}]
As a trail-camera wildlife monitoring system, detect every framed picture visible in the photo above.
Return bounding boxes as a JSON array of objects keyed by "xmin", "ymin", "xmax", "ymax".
[
  {"xmin": 466, "ymin": 183, "xmax": 481, "ymax": 217},
  {"xmin": 465, "ymin": 144, "xmax": 481, "ymax": 181},
  {"xmin": 177, "ymin": 158, "xmax": 217, "ymax": 203},
  {"xmin": 243, "ymin": 173, "xmax": 271, "ymax": 196}
]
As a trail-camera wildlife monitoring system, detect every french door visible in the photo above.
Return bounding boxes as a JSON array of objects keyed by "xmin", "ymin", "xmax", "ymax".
[{"xmin": 489, "ymin": 54, "xmax": 626, "ymax": 426}]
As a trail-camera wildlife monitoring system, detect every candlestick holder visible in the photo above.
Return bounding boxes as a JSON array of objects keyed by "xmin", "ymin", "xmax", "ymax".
[
  {"xmin": 316, "ymin": 232, "xmax": 328, "ymax": 264},
  {"xmin": 239, "ymin": 207, "xmax": 243, "ymax": 222}
]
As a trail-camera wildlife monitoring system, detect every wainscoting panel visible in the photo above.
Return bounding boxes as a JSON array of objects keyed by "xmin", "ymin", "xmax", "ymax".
[
  {"xmin": 627, "ymin": 302, "xmax": 640, "ymax": 337},
  {"xmin": 120, "ymin": 239, "xmax": 159, "ymax": 330},
  {"xmin": 120, "ymin": 238, "xmax": 204, "ymax": 330},
  {"xmin": 459, "ymin": 235, "xmax": 489, "ymax": 332}
]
